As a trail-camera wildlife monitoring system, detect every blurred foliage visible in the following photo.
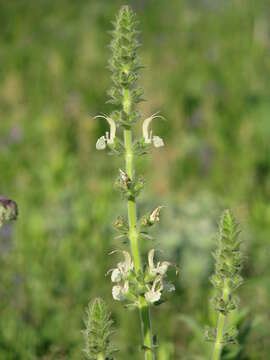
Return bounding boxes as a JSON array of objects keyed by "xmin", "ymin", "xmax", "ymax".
[{"xmin": 0, "ymin": 0, "xmax": 270, "ymax": 358}]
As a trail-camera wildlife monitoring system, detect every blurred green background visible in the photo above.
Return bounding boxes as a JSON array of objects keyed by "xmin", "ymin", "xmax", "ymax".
[{"xmin": 1, "ymin": 0, "xmax": 270, "ymax": 359}]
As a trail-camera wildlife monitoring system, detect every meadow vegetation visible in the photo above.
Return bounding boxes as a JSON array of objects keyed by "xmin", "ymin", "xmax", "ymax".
[{"xmin": 0, "ymin": 1, "xmax": 270, "ymax": 359}]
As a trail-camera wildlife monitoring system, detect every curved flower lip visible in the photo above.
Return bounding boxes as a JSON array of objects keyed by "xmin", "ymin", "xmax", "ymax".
[
  {"xmin": 95, "ymin": 114, "xmax": 116, "ymax": 150},
  {"xmin": 148, "ymin": 249, "xmax": 170, "ymax": 276},
  {"xmin": 142, "ymin": 112, "xmax": 165, "ymax": 147},
  {"xmin": 0, "ymin": 195, "xmax": 18, "ymax": 221}
]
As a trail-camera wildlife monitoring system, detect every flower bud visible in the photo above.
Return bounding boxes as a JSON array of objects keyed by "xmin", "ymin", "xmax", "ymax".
[
  {"xmin": 113, "ymin": 216, "xmax": 128, "ymax": 233},
  {"xmin": 141, "ymin": 206, "xmax": 163, "ymax": 228},
  {"xmin": 149, "ymin": 206, "xmax": 162, "ymax": 224},
  {"xmin": 119, "ymin": 169, "xmax": 131, "ymax": 188}
]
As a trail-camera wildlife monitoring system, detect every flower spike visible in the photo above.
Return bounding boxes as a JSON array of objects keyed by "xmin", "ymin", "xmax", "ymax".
[
  {"xmin": 142, "ymin": 112, "xmax": 165, "ymax": 147},
  {"xmin": 95, "ymin": 6, "xmax": 175, "ymax": 358},
  {"xmin": 95, "ymin": 115, "xmax": 116, "ymax": 150}
]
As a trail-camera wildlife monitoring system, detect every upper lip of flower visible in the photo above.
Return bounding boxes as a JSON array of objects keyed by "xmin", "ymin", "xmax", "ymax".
[
  {"xmin": 148, "ymin": 249, "xmax": 170, "ymax": 276},
  {"xmin": 95, "ymin": 114, "xmax": 116, "ymax": 149},
  {"xmin": 110, "ymin": 251, "xmax": 134, "ymax": 283},
  {"xmin": 142, "ymin": 112, "xmax": 165, "ymax": 147}
]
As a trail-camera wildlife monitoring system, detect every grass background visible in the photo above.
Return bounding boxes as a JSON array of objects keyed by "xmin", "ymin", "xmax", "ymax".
[{"xmin": 0, "ymin": 0, "xmax": 270, "ymax": 358}]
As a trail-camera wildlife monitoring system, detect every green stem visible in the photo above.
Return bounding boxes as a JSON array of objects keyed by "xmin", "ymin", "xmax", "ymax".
[
  {"xmin": 211, "ymin": 280, "xmax": 230, "ymax": 360},
  {"xmin": 124, "ymin": 127, "xmax": 155, "ymax": 360},
  {"xmin": 124, "ymin": 128, "xmax": 141, "ymax": 272},
  {"xmin": 97, "ymin": 354, "xmax": 105, "ymax": 360},
  {"xmin": 211, "ymin": 313, "xmax": 225, "ymax": 360},
  {"xmin": 139, "ymin": 296, "xmax": 155, "ymax": 360}
]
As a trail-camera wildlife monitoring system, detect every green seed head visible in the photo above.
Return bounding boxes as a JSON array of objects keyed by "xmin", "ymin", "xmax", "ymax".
[{"xmin": 83, "ymin": 298, "xmax": 116, "ymax": 359}]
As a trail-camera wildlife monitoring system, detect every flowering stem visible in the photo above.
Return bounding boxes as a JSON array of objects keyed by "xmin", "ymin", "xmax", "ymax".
[
  {"xmin": 208, "ymin": 210, "xmax": 243, "ymax": 360},
  {"xmin": 123, "ymin": 81, "xmax": 154, "ymax": 358},
  {"xmin": 124, "ymin": 127, "xmax": 155, "ymax": 360},
  {"xmin": 211, "ymin": 280, "xmax": 229, "ymax": 360}
]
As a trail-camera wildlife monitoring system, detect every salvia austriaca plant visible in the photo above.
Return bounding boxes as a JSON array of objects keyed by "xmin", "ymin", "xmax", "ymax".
[
  {"xmin": 91, "ymin": 5, "xmax": 246, "ymax": 360},
  {"xmin": 83, "ymin": 298, "xmax": 116, "ymax": 360},
  {"xmin": 95, "ymin": 5, "xmax": 174, "ymax": 360},
  {"xmin": 205, "ymin": 210, "xmax": 244, "ymax": 360}
]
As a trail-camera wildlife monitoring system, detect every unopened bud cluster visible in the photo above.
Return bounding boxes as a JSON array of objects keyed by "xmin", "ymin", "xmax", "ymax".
[{"xmin": 108, "ymin": 6, "xmax": 143, "ymax": 124}]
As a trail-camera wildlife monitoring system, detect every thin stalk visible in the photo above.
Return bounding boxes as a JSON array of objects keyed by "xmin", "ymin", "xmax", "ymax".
[
  {"xmin": 211, "ymin": 280, "xmax": 230, "ymax": 360},
  {"xmin": 124, "ymin": 127, "xmax": 155, "ymax": 360}
]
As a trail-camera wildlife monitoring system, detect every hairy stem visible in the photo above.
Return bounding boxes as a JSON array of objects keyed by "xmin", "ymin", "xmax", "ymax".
[
  {"xmin": 124, "ymin": 127, "xmax": 155, "ymax": 360},
  {"xmin": 211, "ymin": 280, "xmax": 229, "ymax": 360}
]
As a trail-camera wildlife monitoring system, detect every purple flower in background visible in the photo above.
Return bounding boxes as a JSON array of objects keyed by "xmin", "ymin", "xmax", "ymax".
[{"xmin": 0, "ymin": 196, "xmax": 18, "ymax": 224}]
